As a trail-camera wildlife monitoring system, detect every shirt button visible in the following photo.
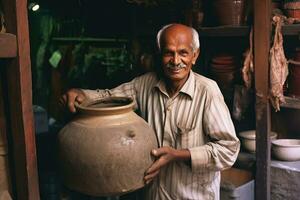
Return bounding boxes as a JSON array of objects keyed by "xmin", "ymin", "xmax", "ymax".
[{"xmin": 167, "ymin": 107, "xmax": 171, "ymax": 111}]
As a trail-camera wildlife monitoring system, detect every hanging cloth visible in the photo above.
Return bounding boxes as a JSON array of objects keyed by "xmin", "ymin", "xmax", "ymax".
[
  {"xmin": 269, "ymin": 15, "xmax": 289, "ymax": 112},
  {"xmin": 242, "ymin": 28, "xmax": 254, "ymax": 89}
]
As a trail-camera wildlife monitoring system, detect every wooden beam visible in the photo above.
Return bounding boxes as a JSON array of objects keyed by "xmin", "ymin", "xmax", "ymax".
[
  {"xmin": 0, "ymin": 33, "xmax": 17, "ymax": 58},
  {"xmin": 2, "ymin": 0, "xmax": 40, "ymax": 199},
  {"xmin": 254, "ymin": 0, "xmax": 271, "ymax": 200}
]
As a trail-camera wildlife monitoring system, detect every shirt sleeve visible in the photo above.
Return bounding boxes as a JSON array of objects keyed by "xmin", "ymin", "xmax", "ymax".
[
  {"xmin": 188, "ymin": 85, "xmax": 240, "ymax": 173},
  {"xmin": 81, "ymin": 77, "xmax": 140, "ymax": 109}
]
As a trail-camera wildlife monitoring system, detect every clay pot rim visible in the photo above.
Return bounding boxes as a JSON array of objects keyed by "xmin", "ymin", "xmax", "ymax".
[{"xmin": 75, "ymin": 97, "xmax": 135, "ymax": 115}]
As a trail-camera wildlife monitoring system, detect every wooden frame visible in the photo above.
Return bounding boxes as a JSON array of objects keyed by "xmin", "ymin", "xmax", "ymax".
[
  {"xmin": 1, "ymin": 0, "xmax": 40, "ymax": 199},
  {"xmin": 254, "ymin": 0, "xmax": 271, "ymax": 199}
]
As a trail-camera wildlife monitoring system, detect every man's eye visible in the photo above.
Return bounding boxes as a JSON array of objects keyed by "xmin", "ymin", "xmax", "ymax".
[
  {"xmin": 163, "ymin": 52, "xmax": 173, "ymax": 56},
  {"xmin": 179, "ymin": 51, "xmax": 189, "ymax": 56}
]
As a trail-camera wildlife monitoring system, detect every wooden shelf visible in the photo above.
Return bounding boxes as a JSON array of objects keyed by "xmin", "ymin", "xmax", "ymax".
[
  {"xmin": 52, "ymin": 37, "xmax": 128, "ymax": 43},
  {"xmin": 280, "ymin": 96, "xmax": 300, "ymax": 109},
  {"xmin": 197, "ymin": 24, "xmax": 300, "ymax": 37},
  {"xmin": 0, "ymin": 33, "xmax": 17, "ymax": 58},
  {"xmin": 282, "ymin": 24, "xmax": 300, "ymax": 36},
  {"xmin": 198, "ymin": 26, "xmax": 250, "ymax": 37}
]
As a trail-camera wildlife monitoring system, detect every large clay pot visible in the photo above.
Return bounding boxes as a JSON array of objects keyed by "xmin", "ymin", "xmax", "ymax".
[
  {"xmin": 58, "ymin": 97, "xmax": 158, "ymax": 196},
  {"xmin": 212, "ymin": 0, "xmax": 246, "ymax": 26}
]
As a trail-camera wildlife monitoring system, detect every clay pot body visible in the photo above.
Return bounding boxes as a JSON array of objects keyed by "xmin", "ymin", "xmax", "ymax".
[
  {"xmin": 212, "ymin": 0, "xmax": 246, "ymax": 26},
  {"xmin": 288, "ymin": 48, "xmax": 300, "ymax": 97},
  {"xmin": 58, "ymin": 97, "xmax": 158, "ymax": 196},
  {"xmin": 288, "ymin": 63, "xmax": 300, "ymax": 97}
]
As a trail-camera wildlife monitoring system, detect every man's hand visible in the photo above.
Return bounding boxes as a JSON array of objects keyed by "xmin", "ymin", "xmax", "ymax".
[
  {"xmin": 59, "ymin": 88, "xmax": 86, "ymax": 113},
  {"xmin": 144, "ymin": 146, "xmax": 191, "ymax": 184}
]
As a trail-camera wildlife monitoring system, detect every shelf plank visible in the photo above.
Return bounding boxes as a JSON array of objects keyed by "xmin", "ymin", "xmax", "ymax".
[
  {"xmin": 281, "ymin": 96, "xmax": 300, "ymax": 109},
  {"xmin": 198, "ymin": 26, "xmax": 250, "ymax": 37},
  {"xmin": 0, "ymin": 33, "xmax": 17, "ymax": 58},
  {"xmin": 197, "ymin": 24, "xmax": 299, "ymax": 37},
  {"xmin": 282, "ymin": 24, "xmax": 300, "ymax": 36}
]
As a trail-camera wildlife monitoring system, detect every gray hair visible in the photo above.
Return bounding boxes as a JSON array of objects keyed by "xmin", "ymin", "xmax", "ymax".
[{"xmin": 156, "ymin": 24, "xmax": 200, "ymax": 52}]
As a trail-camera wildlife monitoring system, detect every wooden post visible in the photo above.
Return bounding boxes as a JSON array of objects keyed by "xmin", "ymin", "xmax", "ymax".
[
  {"xmin": 254, "ymin": 0, "xmax": 271, "ymax": 200},
  {"xmin": 2, "ymin": 0, "xmax": 40, "ymax": 199}
]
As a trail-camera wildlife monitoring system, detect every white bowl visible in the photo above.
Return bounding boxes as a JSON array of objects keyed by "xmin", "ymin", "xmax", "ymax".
[
  {"xmin": 272, "ymin": 139, "xmax": 300, "ymax": 161},
  {"xmin": 239, "ymin": 130, "xmax": 278, "ymax": 153}
]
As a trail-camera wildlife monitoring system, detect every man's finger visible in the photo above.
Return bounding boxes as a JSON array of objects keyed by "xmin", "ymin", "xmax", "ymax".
[
  {"xmin": 76, "ymin": 95, "xmax": 84, "ymax": 103},
  {"xmin": 146, "ymin": 156, "xmax": 168, "ymax": 175},
  {"xmin": 59, "ymin": 94, "xmax": 67, "ymax": 105},
  {"xmin": 66, "ymin": 92, "xmax": 80, "ymax": 113},
  {"xmin": 68, "ymin": 101, "xmax": 76, "ymax": 113},
  {"xmin": 144, "ymin": 169, "xmax": 160, "ymax": 183}
]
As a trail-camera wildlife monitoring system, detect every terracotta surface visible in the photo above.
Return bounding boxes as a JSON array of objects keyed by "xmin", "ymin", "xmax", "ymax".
[{"xmin": 58, "ymin": 97, "xmax": 158, "ymax": 196}]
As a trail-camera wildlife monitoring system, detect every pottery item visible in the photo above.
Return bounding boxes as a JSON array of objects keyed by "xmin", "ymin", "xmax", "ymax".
[
  {"xmin": 58, "ymin": 97, "xmax": 158, "ymax": 196},
  {"xmin": 284, "ymin": 0, "xmax": 300, "ymax": 19},
  {"xmin": 288, "ymin": 48, "xmax": 300, "ymax": 97},
  {"xmin": 272, "ymin": 139, "xmax": 300, "ymax": 161},
  {"xmin": 212, "ymin": 0, "xmax": 246, "ymax": 26},
  {"xmin": 239, "ymin": 130, "xmax": 278, "ymax": 153}
]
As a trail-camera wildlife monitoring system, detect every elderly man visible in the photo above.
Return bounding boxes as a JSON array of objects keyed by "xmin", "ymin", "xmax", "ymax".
[{"xmin": 61, "ymin": 23, "xmax": 240, "ymax": 200}]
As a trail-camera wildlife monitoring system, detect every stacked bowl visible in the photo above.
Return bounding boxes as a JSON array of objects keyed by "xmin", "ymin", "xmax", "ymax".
[{"xmin": 210, "ymin": 54, "xmax": 240, "ymax": 89}]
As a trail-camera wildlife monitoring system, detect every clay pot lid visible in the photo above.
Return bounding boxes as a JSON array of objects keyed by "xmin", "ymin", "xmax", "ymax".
[{"xmin": 76, "ymin": 97, "xmax": 135, "ymax": 115}]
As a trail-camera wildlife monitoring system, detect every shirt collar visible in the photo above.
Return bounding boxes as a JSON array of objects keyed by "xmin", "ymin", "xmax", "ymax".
[{"xmin": 153, "ymin": 70, "xmax": 195, "ymax": 99}]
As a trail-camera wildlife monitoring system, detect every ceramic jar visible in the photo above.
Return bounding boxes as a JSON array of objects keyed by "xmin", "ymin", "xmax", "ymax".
[{"xmin": 58, "ymin": 97, "xmax": 158, "ymax": 196}]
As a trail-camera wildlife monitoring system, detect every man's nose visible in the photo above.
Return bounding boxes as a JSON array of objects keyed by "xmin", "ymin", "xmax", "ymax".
[{"xmin": 173, "ymin": 53, "xmax": 180, "ymax": 65}]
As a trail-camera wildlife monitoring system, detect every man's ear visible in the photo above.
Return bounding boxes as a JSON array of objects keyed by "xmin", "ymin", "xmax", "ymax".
[{"xmin": 192, "ymin": 49, "xmax": 200, "ymax": 65}]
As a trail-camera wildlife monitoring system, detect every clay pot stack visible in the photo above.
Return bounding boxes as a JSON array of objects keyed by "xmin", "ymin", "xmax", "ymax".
[
  {"xmin": 288, "ymin": 48, "xmax": 300, "ymax": 97},
  {"xmin": 284, "ymin": 0, "xmax": 300, "ymax": 19},
  {"xmin": 210, "ymin": 54, "xmax": 240, "ymax": 88}
]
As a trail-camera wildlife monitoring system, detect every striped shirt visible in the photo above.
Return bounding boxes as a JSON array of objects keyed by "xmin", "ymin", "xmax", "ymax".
[{"xmin": 83, "ymin": 71, "xmax": 240, "ymax": 200}]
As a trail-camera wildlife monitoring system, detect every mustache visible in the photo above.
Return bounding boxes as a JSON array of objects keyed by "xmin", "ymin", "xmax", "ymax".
[{"xmin": 165, "ymin": 62, "xmax": 187, "ymax": 69}]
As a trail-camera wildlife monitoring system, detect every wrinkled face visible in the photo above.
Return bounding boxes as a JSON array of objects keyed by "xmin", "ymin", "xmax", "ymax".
[{"xmin": 160, "ymin": 29, "xmax": 199, "ymax": 83}]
